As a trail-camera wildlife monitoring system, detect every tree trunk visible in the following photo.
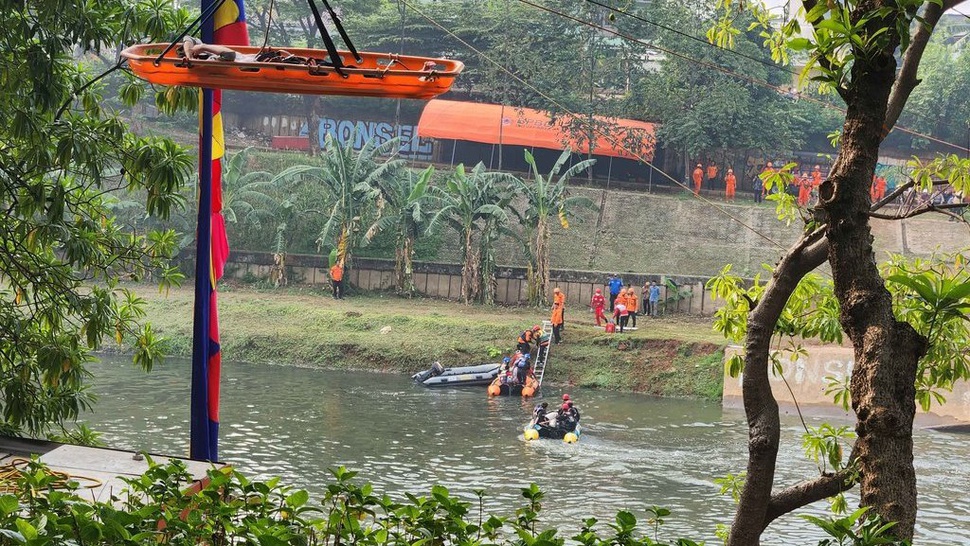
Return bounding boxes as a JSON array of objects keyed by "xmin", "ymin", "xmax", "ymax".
[
  {"xmin": 396, "ymin": 233, "xmax": 415, "ymax": 297},
  {"xmin": 727, "ymin": 234, "xmax": 828, "ymax": 546},
  {"xmin": 304, "ymin": 95, "xmax": 321, "ymax": 157},
  {"xmin": 460, "ymin": 228, "xmax": 478, "ymax": 304},
  {"xmin": 818, "ymin": 35, "xmax": 926, "ymax": 541},
  {"xmin": 531, "ymin": 218, "xmax": 550, "ymax": 307}
]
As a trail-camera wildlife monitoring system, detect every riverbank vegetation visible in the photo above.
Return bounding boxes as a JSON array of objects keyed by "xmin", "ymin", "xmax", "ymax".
[{"xmin": 135, "ymin": 284, "xmax": 726, "ymax": 400}]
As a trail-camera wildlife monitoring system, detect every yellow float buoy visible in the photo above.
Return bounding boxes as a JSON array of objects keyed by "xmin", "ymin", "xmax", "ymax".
[
  {"xmin": 563, "ymin": 432, "xmax": 578, "ymax": 444},
  {"xmin": 524, "ymin": 428, "xmax": 539, "ymax": 441}
]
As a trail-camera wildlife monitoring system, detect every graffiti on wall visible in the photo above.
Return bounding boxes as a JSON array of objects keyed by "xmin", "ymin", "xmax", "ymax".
[
  {"xmin": 301, "ymin": 118, "xmax": 434, "ymax": 160},
  {"xmin": 734, "ymin": 354, "xmax": 855, "ymax": 387}
]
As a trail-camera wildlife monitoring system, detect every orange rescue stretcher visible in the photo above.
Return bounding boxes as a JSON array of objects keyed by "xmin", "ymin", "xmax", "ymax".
[{"xmin": 121, "ymin": 44, "xmax": 464, "ymax": 99}]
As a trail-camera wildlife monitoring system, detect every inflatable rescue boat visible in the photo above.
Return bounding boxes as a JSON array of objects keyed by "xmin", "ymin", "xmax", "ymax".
[{"xmin": 412, "ymin": 361, "xmax": 500, "ymax": 387}]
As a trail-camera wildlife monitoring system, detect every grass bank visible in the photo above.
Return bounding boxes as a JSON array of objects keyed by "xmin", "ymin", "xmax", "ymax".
[{"xmin": 137, "ymin": 283, "xmax": 727, "ymax": 400}]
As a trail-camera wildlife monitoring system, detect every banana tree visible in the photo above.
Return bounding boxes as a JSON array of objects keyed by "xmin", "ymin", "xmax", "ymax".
[
  {"xmin": 511, "ymin": 149, "xmax": 596, "ymax": 306},
  {"xmin": 363, "ymin": 166, "xmax": 438, "ymax": 297},
  {"xmin": 272, "ymin": 135, "xmax": 404, "ymax": 268},
  {"xmin": 428, "ymin": 163, "xmax": 513, "ymax": 304},
  {"xmin": 221, "ymin": 147, "xmax": 275, "ymax": 231}
]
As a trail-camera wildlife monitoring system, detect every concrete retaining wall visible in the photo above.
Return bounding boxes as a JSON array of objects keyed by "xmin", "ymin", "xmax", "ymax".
[
  {"xmin": 722, "ymin": 345, "xmax": 970, "ymax": 425},
  {"xmin": 216, "ymin": 251, "xmax": 724, "ymax": 314}
]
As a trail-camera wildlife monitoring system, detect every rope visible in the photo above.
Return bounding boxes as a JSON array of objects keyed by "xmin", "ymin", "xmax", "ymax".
[
  {"xmin": 0, "ymin": 458, "xmax": 104, "ymax": 494},
  {"xmin": 258, "ymin": 0, "xmax": 277, "ymax": 53}
]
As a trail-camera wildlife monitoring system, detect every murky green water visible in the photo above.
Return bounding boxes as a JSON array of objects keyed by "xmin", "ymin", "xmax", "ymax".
[{"xmin": 84, "ymin": 356, "xmax": 970, "ymax": 545}]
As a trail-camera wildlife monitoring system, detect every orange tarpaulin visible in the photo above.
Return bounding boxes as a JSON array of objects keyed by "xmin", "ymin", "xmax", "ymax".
[{"xmin": 417, "ymin": 100, "xmax": 657, "ymax": 161}]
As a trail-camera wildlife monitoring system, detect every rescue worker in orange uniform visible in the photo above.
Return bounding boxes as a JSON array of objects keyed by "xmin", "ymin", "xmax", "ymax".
[
  {"xmin": 552, "ymin": 287, "xmax": 566, "ymax": 333},
  {"xmin": 329, "ymin": 261, "xmax": 345, "ymax": 299},
  {"xmin": 706, "ymin": 161, "xmax": 719, "ymax": 191},
  {"xmin": 692, "ymin": 163, "xmax": 703, "ymax": 195},
  {"xmin": 797, "ymin": 172, "xmax": 811, "ymax": 206},
  {"xmin": 876, "ymin": 176, "xmax": 886, "ymax": 201},
  {"xmin": 811, "ymin": 165, "xmax": 823, "ymax": 188},
  {"xmin": 626, "ymin": 286, "xmax": 638, "ymax": 328},
  {"xmin": 613, "ymin": 290, "xmax": 629, "ymax": 333},
  {"xmin": 551, "ymin": 295, "xmax": 564, "ymax": 344},
  {"xmin": 724, "ymin": 168, "xmax": 737, "ymax": 201},
  {"xmin": 590, "ymin": 288, "xmax": 606, "ymax": 326},
  {"xmin": 760, "ymin": 162, "xmax": 775, "ymax": 199}
]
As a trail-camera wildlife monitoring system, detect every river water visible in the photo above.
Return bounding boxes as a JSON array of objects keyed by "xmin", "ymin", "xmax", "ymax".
[{"xmin": 84, "ymin": 356, "xmax": 970, "ymax": 545}]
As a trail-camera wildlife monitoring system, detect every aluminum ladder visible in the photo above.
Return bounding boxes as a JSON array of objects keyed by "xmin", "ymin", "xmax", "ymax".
[{"xmin": 532, "ymin": 319, "xmax": 553, "ymax": 389}]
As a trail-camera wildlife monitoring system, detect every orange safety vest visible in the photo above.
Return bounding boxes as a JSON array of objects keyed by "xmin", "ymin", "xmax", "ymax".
[
  {"xmin": 707, "ymin": 165, "xmax": 718, "ymax": 179},
  {"xmin": 725, "ymin": 173, "xmax": 736, "ymax": 192},
  {"xmin": 692, "ymin": 168, "xmax": 703, "ymax": 185},
  {"xmin": 330, "ymin": 264, "xmax": 344, "ymax": 281},
  {"xmin": 626, "ymin": 291, "xmax": 638, "ymax": 312},
  {"xmin": 553, "ymin": 292, "xmax": 565, "ymax": 307},
  {"xmin": 551, "ymin": 306, "xmax": 564, "ymax": 326}
]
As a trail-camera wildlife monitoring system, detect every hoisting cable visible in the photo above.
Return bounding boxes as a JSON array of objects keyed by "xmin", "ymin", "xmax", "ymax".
[
  {"xmin": 320, "ymin": 0, "xmax": 364, "ymax": 64},
  {"xmin": 306, "ymin": 0, "xmax": 349, "ymax": 75},
  {"xmin": 258, "ymin": 0, "xmax": 278, "ymax": 53},
  {"xmin": 152, "ymin": 0, "xmax": 229, "ymax": 66}
]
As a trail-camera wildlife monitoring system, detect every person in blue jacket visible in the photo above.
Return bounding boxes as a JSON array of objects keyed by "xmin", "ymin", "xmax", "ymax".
[{"xmin": 607, "ymin": 273, "xmax": 624, "ymax": 311}]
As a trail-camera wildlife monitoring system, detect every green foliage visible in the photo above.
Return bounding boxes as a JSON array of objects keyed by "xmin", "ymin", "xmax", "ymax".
[
  {"xmin": 428, "ymin": 162, "xmax": 514, "ymax": 304},
  {"xmin": 0, "ymin": 459, "xmax": 715, "ymax": 546},
  {"xmin": 364, "ymin": 166, "xmax": 439, "ymax": 296},
  {"xmin": 803, "ymin": 507, "xmax": 910, "ymax": 546},
  {"xmin": 0, "ymin": 0, "xmax": 193, "ymax": 435},
  {"xmin": 511, "ymin": 149, "xmax": 596, "ymax": 307},
  {"xmin": 908, "ymin": 155, "xmax": 970, "ymax": 196},
  {"xmin": 713, "ymin": 472, "xmax": 747, "ymax": 504},
  {"xmin": 634, "ymin": 0, "xmax": 832, "ymax": 160},
  {"xmin": 272, "ymin": 135, "xmax": 404, "ymax": 266},
  {"xmin": 803, "ymin": 424, "xmax": 856, "ymax": 475},
  {"xmin": 883, "ymin": 253, "xmax": 970, "ymax": 411}
]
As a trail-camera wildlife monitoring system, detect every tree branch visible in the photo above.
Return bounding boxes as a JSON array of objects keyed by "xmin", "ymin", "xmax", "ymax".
[
  {"xmin": 883, "ymin": 0, "xmax": 966, "ymax": 134},
  {"xmin": 727, "ymin": 231, "xmax": 828, "ymax": 546},
  {"xmin": 763, "ymin": 469, "xmax": 856, "ymax": 529},
  {"xmin": 869, "ymin": 202, "xmax": 968, "ymax": 220}
]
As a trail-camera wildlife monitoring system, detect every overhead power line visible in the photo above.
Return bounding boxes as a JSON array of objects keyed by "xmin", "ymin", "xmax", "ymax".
[
  {"xmin": 580, "ymin": 0, "xmax": 797, "ymax": 76},
  {"xmin": 517, "ymin": 0, "xmax": 969, "ymax": 154},
  {"xmin": 399, "ymin": 0, "xmax": 793, "ymax": 253}
]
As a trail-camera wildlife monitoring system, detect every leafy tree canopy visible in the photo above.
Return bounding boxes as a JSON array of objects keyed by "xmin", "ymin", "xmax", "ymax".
[{"xmin": 0, "ymin": 0, "xmax": 194, "ymax": 436}]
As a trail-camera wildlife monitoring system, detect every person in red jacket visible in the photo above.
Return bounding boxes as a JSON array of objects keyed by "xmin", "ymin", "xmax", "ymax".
[{"xmin": 590, "ymin": 288, "xmax": 606, "ymax": 326}]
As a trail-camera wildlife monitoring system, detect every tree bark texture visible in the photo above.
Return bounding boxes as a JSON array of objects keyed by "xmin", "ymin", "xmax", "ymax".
[
  {"xmin": 396, "ymin": 234, "xmax": 415, "ymax": 297},
  {"xmin": 817, "ymin": 7, "xmax": 927, "ymax": 538},
  {"xmin": 460, "ymin": 229, "xmax": 479, "ymax": 304},
  {"xmin": 536, "ymin": 220, "xmax": 550, "ymax": 306},
  {"xmin": 728, "ymin": 235, "xmax": 827, "ymax": 546}
]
